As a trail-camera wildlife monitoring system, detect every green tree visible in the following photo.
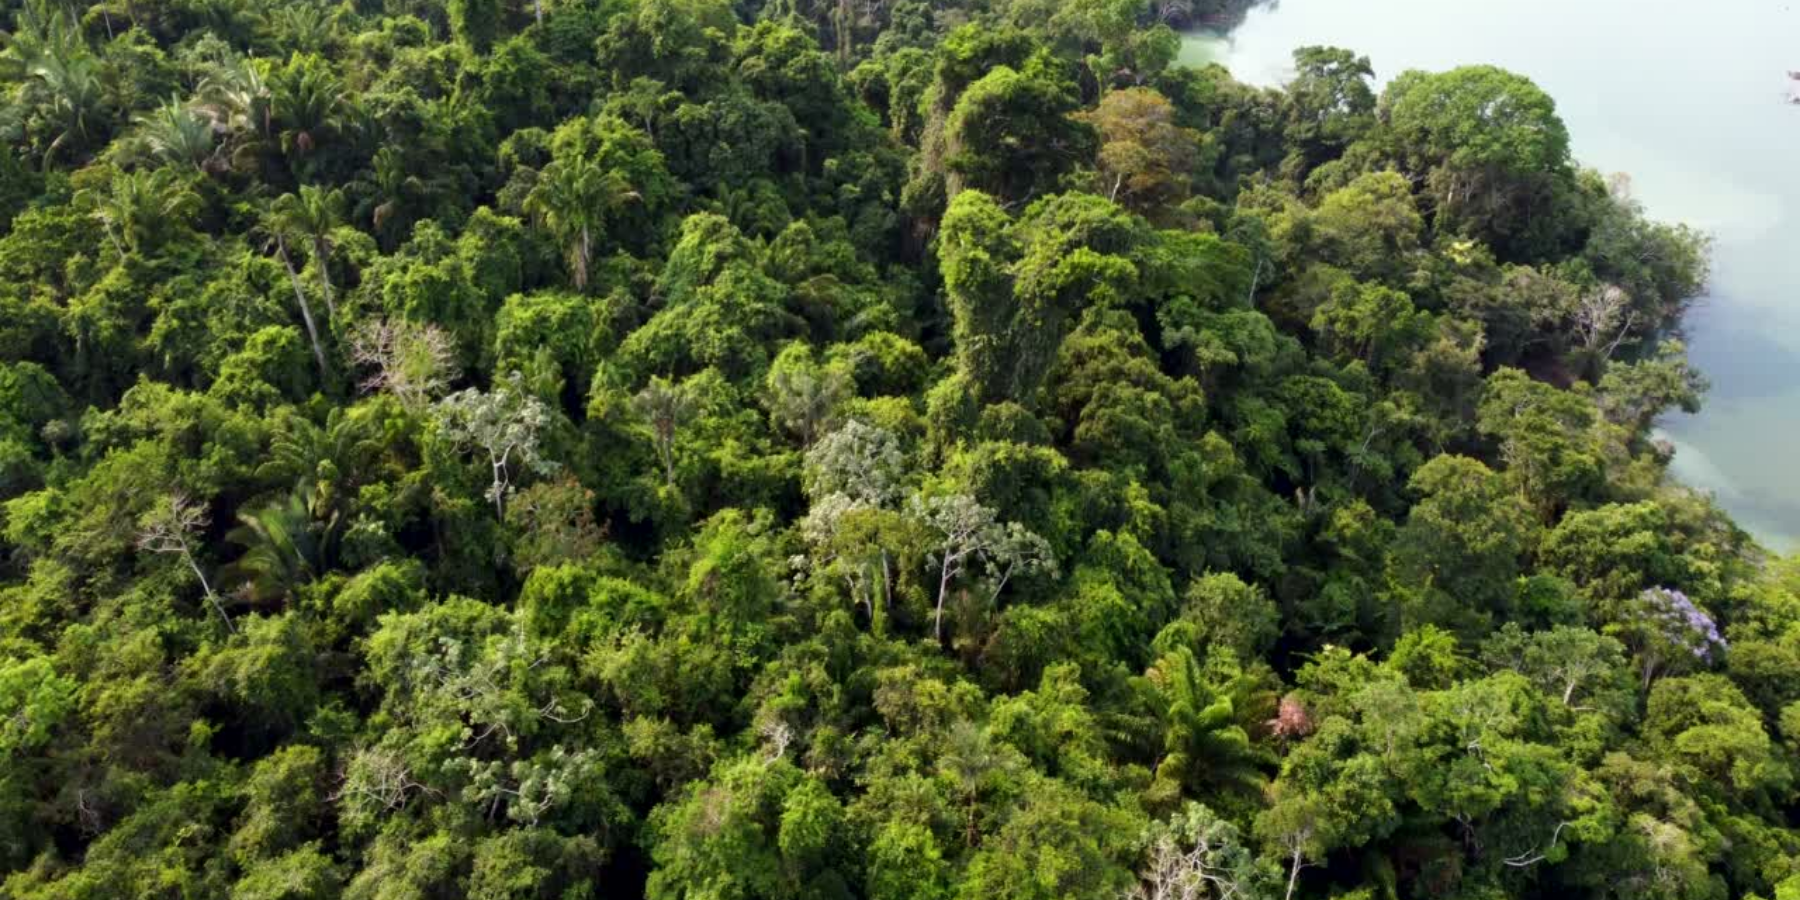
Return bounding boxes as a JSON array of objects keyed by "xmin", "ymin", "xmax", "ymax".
[
  {"xmin": 1141, "ymin": 647, "xmax": 1271, "ymax": 805},
  {"xmin": 634, "ymin": 375, "xmax": 697, "ymax": 488},
  {"xmin": 450, "ymin": 0, "xmax": 504, "ymax": 52},
  {"xmin": 524, "ymin": 157, "xmax": 636, "ymax": 291},
  {"xmin": 267, "ymin": 185, "xmax": 347, "ymax": 323},
  {"xmin": 222, "ymin": 482, "xmax": 342, "ymax": 604},
  {"xmin": 256, "ymin": 196, "xmax": 332, "ymax": 378},
  {"xmin": 1383, "ymin": 65, "xmax": 1572, "ymax": 254},
  {"xmin": 134, "ymin": 99, "xmax": 217, "ymax": 171},
  {"xmin": 77, "ymin": 166, "xmax": 200, "ymax": 258},
  {"xmin": 1390, "ymin": 454, "xmax": 1540, "ymax": 636},
  {"xmin": 943, "ymin": 53, "xmax": 1096, "ymax": 203},
  {"xmin": 1282, "ymin": 46, "xmax": 1375, "ymax": 166}
]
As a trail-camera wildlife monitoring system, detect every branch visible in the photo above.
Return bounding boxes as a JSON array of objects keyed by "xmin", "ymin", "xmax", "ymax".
[{"xmin": 1503, "ymin": 822, "xmax": 1569, "ymax": 868}]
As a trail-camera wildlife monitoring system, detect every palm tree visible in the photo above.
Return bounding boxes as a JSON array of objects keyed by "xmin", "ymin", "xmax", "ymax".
[
  {"xmin": 136, "ymin": 98, "xmax": 217, "ymax": 171},
  {"xmin": 523, "ymin": 158, "xmax": 636, "ymax": 290},
  {"xmin": 632, "ymin": 376, "xmax": 695, "ymax": 486},
  {"xmin": 4, "ymin": 4, "xmax": 106, "ymax": 165},
  {"xmin": 200, "ymin": 54, "xmax": 274, "ymax": 141},
  {"xmin": 267, "ymin": 52, "xmax": 345, "ymax": 162},
  {"xmin": 35, "ymin": 51, "xmax": 105, "ymax": 164},
  {"xmin": 197, "ymin": 54, "xmax": 281, "ymax": 176},
  {"xmin": 256, "ymin": 198, "xmax": 331, "ymax": 379},
  {"xmin": 268, "ymin": 185, "xmax": 346, "ymax": 321},
  {"xmin": 257, "ymin": 407, "xmax": 381, "ymax": 505},
  {"xmin": 222, "ymin": 481, "xmax": 342, "ymax": 605},
  {"xmin": 265, "ymin": 2, "xmax": 338, "ymax": 55},
  {"xmin": 936, "ymin": 721, "xmax": 1017, "ymax": 848},
  {"xmin": 0, "ymin": 1, "xmax": 64, "ymax": 80},
  {"xmin": 1143, "ymin": 648, "xmax": 1273, "ymax": 804},
  {"xmin": 77, "ymin": 167, "xmax": 201, "ymax": 258},
  {"xmin": 352, "ymin": 146, "xmax": 426, "ymax": 249}
]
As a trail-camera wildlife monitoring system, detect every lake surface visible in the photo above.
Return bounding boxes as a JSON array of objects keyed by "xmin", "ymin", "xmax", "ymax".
[{"xmin": 1186, "ymin": 0, "xmax": 1800, "ymax": 551}]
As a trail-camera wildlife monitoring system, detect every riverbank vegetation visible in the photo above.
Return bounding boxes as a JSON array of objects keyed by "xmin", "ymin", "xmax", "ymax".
[{"xmin": 2, "ymin": 0, "xmax": 1791, "ymax": 897}]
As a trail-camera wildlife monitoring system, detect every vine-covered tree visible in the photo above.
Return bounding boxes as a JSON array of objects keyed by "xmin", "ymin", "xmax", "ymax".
[{"xmin": 0, "ymin": 5, "xmax": 1768, "ymax": 900}]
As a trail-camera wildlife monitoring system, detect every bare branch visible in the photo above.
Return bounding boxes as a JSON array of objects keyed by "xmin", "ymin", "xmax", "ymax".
[{"xmin": 137, "ymin": 493, "xmax": 234, "ymax": 634}]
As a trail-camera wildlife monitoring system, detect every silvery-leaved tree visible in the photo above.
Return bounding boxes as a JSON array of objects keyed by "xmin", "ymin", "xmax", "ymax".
[
  {"xmin": 1127, "ymin": 802, "xmax": 1265, "ymax": 900},
  {"xmin": 912, "ymin": 493, "xmax": 1056, "ymax": 643},
  {"xmin": 793, "ymin": 421, "xmax": 913, "ymax": 628},
  {"xmin": 802, "ymin": 419, "xmax": 907, "ymax": 507},
  {"xmin": 434, "ymin": 372, "xmax": 559, "ymax": 518}
]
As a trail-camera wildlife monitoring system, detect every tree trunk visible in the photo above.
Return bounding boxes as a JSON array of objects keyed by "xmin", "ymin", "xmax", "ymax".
[
  {"xmin": 576, "ymin": 225, "xmax": 590, "ymax": 290},
  {"xmin": 934, "ymin": 557, "xmax": 953, "ymax": 642},
  {"xmin": 1284, "ymin": 846, "xmax": 1304, "ymax": 900},
  {"xmin": 835, "ymin": 0, "xmax": 852, "ymax": 67},
  {"xmin": 103, "ymin": 225, "xmax": 126, "ymax": 260},
  {"xmin": 186, "ymin": 554, "xmax": 235, "ymax": 634},
  {"xmin": 278, "ymin": 237, "xmax": 331, "ymax": 379},
  {"xmin": 311, "ymin": 235, "xmax": 338, "ymax": 323},
  {"xmin": 534, "ymin": 0, "xmax": 542, "ymax": 25},
  {"xmin": 492, "ymin": 461, "xmax": 507, "ymax": 518}
]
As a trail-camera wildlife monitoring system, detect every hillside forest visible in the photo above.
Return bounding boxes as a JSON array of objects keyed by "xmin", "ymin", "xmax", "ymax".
[{"xmin": 3, "ymin": 0, "xmax": 1796, "ymax": 898}]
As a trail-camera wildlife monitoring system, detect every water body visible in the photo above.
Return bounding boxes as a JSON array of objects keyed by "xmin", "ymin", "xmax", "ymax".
[{"xmin": 1185, "ymin": 0, "xmax": 1800, "ymax": 550}]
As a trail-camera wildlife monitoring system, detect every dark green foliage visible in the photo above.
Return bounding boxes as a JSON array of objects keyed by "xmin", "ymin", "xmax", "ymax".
[{"xmin": 0, "ymin": 5, "xmax": 1772, "ymax": 900}]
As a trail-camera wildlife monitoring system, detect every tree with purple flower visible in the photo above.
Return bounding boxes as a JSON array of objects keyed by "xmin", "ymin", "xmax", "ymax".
[{"xmin": 1626, "ymin": 586, "xmax": 1728, "ymax": 689}]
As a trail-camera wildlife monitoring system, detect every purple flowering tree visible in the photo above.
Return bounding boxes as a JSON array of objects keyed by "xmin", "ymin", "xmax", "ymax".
[{"xmin": 1629, "ymin": 586, "xmax": 1727, "ymax": 688}]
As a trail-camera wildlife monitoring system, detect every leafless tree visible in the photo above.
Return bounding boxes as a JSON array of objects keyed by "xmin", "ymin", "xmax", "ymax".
[
  {"xmin": 1131, "ymin": 836, "xmax": 1248, "ymax": 900},
  {"xmin": 758, "ymin": 718, "xmax": 794, "ymax": 764},
  {"xmin": 334, "ymin": 747, "xmax": 433, "ymax": 818},
  {"xmin": 1503, "ymin": 821, "xmax": 1569, "ymax": 868},
  {"xmin": 1573, "ymin": 284, "xmax": 1635, "ymax": 362},
  {"xmin": 1126, "ymin": 803, "xmax": 1260, "ymax": 900},
  {"xmin": 348, "ymin": 318, "xmax": 460, "ymax": 410},
  {"xmin": 137, "ymin": 493, "xmax": 234, "ymax": 633}
]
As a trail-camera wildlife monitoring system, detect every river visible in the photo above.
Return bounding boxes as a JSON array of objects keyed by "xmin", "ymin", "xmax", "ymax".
[{"xmin": 1184, "ymin": 0, "xmax": 1800, "ymax": 551}]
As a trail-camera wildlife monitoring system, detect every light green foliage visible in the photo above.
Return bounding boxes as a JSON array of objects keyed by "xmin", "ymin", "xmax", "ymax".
[
  {"xmin": 940, "ymin": 191, "xmax": 1140, "ymax": 405},
  {"xmin": 1645, "ymin": 675, "xmax": 1786, "ymax": 792},
  {"xmin": 955, "ymin": 779, "xmax": 1135, "ymax": 900},
  {"xmin": 0, "ymin": 5, "xmax": 1771, "ymax": 900},
  {"xmin": 1476, "ymin": 368, "xmax": 1605, "ymax": 517},
  {"xmin": 1308, "ymin": 171, "xmax": 1422, "ymax": 282},
  {"xmin": 0, "ymin": 656, "xmax": 75, "ymax": 757},
  {"xmin": 1167, "ymin": 571, "xmax": 1280, "ymax": 660}
]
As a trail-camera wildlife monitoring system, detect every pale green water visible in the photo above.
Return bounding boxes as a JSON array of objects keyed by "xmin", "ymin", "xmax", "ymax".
[{"xmin": 1187, "ymin": 0, "xmax": 1800, "ymax": 551}]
